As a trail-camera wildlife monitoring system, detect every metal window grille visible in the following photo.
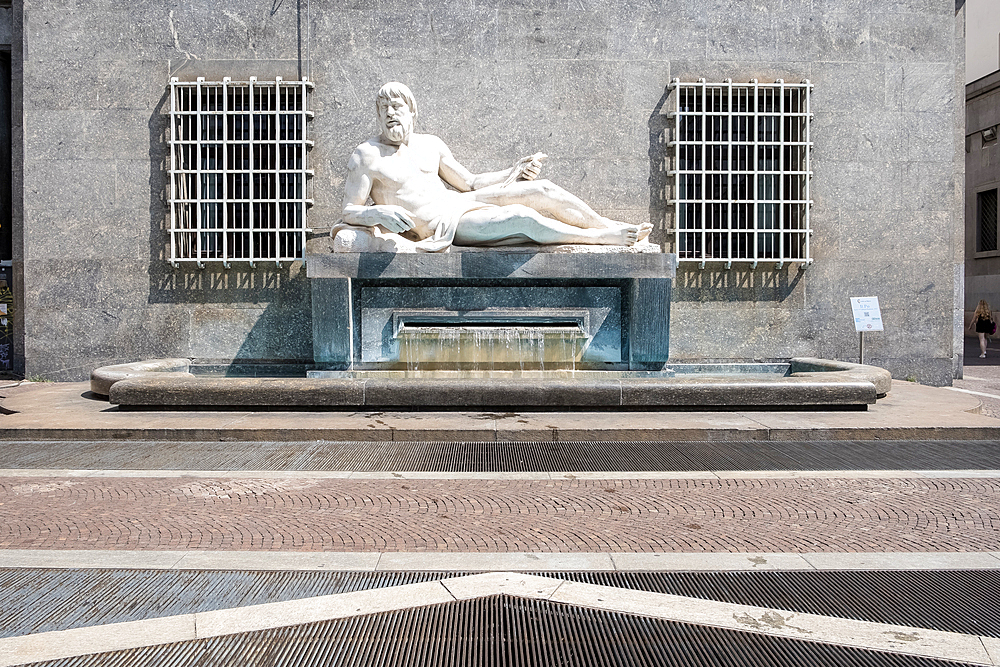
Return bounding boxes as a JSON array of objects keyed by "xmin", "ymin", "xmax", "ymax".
[
  {"xmin": 169, "ymin": 76, "xmax": 314, "ymax": 267},
  {"xmin": 668, "ymin": 78, "xmax": 813, "ymax": 268},
  {"xmin": 978, "ymin": 188, "xmax": 998, "ymax": 253}
]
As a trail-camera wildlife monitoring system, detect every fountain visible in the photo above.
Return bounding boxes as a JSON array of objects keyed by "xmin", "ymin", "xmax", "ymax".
[
  {"xmin": 92, "ymin": 243, "xmax": 889, "ymax": 411},
  {"xmin": 89, "ymin": 82, "xmax": 892, "ymax": 410}
]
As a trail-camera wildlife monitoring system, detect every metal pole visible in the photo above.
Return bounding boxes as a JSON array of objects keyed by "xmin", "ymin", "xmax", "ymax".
[{"xmin": 859, "ymin": 331, "xmax": 864, "ymax": 365}]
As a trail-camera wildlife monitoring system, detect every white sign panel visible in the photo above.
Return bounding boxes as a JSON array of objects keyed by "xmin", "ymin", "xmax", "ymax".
[{"xmin": 850, "ymin": 296, "xmax": 883, "ymax": 332}]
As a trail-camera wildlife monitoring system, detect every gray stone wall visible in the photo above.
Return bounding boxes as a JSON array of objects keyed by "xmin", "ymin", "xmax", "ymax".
[{"xmin": 14, "ymin": 0, "xmax": 964, "ymax": 384}]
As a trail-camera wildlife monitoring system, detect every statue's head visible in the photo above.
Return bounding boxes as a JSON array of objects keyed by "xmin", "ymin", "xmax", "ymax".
[{"xmin": 376, "ymin": 82, "xmax": 417, "ymax": 145}]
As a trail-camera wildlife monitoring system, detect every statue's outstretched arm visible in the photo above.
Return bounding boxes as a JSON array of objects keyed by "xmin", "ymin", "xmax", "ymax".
[{"xmin": 437, "ymin": 137, "xmax": 545, "ymax": 191}]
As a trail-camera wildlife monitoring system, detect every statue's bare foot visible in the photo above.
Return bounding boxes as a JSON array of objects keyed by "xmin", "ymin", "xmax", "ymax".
[
  {"xmin": 602, "ymin": 217, "xmax": 653, "ymax": 242},
  {"xmin": 599, "ymin": 216, "xmax": 627, "ymax": 231},
  {"xmin": 598, "ymin": 225, "xmax": 638, "ymax": 246}
]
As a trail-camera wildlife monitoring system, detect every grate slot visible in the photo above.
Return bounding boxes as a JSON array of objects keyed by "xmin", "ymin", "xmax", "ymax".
[{"xmin": 3, "ymin": 439, "xmax": 1000, "ymax": 473}]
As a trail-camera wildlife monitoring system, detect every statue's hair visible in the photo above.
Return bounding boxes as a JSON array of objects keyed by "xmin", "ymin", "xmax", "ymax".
[{"xmin": 375, "ymin": 82, "xmax": 417, "ymax": 121}]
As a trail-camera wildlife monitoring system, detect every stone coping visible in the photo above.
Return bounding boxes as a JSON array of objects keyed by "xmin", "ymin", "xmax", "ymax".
[
  {"xmin": 93, "ymin": 357, "xmax": 888, "ymax": 409},
  {"xmin": 2, "ymin": 550, "xmax": 1000, "ymax": 572},
  {"xmin": 306, "ymin": 251, "xmax": 677, "ymax": 279},
  {"xmin": 107, "ymin": 376, "xmax": 878, "ymax": 409},
  {"xmin": 789, "ymin": 357, "xmax": 893, "ymax": 396},
  {"xmin": 89, "ymin": 358, "xmax": 192, "ymax": 397},
  {"xmin": 90, "ymin": 357, "xmax": 892, "ymax": 406}
]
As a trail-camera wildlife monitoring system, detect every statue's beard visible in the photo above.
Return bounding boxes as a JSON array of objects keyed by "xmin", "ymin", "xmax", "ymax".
[{"xmin": 382, "ymin": 120, "xmax": 410, "ymax": 145}]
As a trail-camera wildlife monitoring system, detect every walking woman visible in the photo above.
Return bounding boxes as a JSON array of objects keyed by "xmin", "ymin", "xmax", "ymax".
[{"xmin": 970, "ymin": 299, "xmax": 995, "ymax": 358}]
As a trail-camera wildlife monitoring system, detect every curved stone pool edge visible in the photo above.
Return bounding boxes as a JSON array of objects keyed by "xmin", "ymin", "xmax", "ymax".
[{"xmin": 92, "ymin": 358, "xmax": 890, "ymax": 411}]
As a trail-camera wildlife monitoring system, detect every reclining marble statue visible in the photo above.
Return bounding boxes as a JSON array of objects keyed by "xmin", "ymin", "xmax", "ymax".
[{"xmin": 335, "ymin": 82, "xmax": 654, "ymax": 253}]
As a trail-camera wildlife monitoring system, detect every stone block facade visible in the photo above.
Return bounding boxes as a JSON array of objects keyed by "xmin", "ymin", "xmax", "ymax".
[{"xmin": 6, "ymin": 0, "xmax": 966, "ymax": 384}]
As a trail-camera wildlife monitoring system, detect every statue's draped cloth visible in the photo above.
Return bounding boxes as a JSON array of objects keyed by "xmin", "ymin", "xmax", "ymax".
[
  {"xmin": 393, "ymin": 198, "xmax": 496, "ymax": 252},
  {"xmin": 333, "ymin": 196, "xmax": 499, "ymax": 253}
]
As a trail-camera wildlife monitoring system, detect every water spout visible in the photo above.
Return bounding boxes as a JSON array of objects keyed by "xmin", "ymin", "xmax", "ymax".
[{"xmin": 395, "ymin": 321, "xmax": 587, "ymax": 376}]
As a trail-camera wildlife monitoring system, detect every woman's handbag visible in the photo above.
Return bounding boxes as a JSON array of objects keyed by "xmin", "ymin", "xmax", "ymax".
[{"xmin": 990, "ymin": 320, "xmax": 997, "ymax": 336}]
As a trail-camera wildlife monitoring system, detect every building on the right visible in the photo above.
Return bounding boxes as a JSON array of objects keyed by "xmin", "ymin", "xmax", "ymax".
[
  {"xmin": 965, "ymin": 70, "xmax": 1000, "ymax": 329},
  {"xmin": 964, "ymin": 0, "xmax": 1000, "ymax": 339}
]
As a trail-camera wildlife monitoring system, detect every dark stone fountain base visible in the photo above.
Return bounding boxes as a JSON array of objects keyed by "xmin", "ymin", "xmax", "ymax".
[
  {"xmin": 92, "ymin": 252, "xmax": 892, "ymax": 412},
  {"xmin": 308, "ymin": 251, "xmax": 676, "ymax": 371}
]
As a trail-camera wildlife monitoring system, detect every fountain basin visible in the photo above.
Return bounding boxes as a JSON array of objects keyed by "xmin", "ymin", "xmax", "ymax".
[
  {"xmin": 94, "ymin": 358, "xmax": 891, "ymax": 411},
  {"xmin": 92, "ymin": 251, "xmax": 891, "ymax": 411}
]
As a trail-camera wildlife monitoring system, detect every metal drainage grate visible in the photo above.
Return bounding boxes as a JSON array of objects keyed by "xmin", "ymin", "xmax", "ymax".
[
  {"xmin": 29, "ymin": 595, "xmax": 978, "ymax": 667},
  {"xmin": 2, "ymin": 439, "xmax": 1000, "ymax": 472},
  {"xmin": 570, "ymin": 570, "xmax": 1000, "ymax": 639},
  {"xmin": 4, "ymin": 569, "xmax": 1000, "ymax": 641},
  {"xmin": 0, "ymin": 570, "xmax": 456, "ymax": 639}
]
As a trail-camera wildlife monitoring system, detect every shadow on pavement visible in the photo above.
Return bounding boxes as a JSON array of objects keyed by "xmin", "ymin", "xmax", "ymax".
[{"xmin": 963, "ymin": 334, "xmax": 1000, "ymax": 367}]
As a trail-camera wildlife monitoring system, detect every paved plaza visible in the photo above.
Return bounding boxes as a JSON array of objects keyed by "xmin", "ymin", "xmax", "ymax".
[
  {"xmin": 1, "ymin": 348, "xmax": 1000, "ymax": 666},
  {"xmin": 2, "ymin": 475, "xmax": 998, "ymax": 555}
]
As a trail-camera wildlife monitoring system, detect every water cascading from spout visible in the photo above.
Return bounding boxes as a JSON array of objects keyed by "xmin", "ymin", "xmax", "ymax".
[{"xmin": 395, "ymin": 318, "xmax": 588, "ymax": 375}]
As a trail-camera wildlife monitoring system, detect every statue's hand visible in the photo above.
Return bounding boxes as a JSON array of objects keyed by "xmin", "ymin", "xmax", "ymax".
[
  {"xmin": 512, "ymin": 152, "xmax": 547, "ymax": 182},
  {"xmin": 364, "ymin": 205, "xmax": 417, "ymax": 234}
]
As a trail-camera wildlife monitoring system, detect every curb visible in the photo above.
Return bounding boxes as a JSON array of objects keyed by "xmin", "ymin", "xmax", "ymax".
[{"xmin": 1, "ymin": 426, "xmax": 999, "ymax": 442}]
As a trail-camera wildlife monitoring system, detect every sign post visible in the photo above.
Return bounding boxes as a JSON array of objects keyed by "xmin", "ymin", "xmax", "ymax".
[{"xmin": 850, "ymin": 296, "xmax": 883, "ymax": 364}]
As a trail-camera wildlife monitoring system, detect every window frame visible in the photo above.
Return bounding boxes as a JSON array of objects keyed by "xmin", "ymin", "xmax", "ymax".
[
  {"xmin": 668, "ymin": 78, "xmax": 813, "ymax": 268},
  {"xmin": 168, "ymin": 76, "xmax": 314, "ymax": 268},
  {"xmin": 977, "ymin": 186, "xmax": 999, "ymax": 255}
]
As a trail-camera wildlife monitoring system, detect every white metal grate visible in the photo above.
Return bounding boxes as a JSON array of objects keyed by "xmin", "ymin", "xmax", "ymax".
[
  {"xmin": 668, "ymin": 78, "xmax": 813, "ymax": 268},
  {"xmin": 169, "ymin": 76, "xmax": 314, "ymax": 267}
]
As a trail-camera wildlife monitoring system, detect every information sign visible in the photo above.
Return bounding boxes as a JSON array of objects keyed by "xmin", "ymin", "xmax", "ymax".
[{"xmin": 850, "ymin": 296, "xmax": 883, "ymax": 332}]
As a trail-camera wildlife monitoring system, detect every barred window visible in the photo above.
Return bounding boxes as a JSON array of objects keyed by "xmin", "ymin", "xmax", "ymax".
[
  {"xmin": 169, "ymin": 77, "xmax": 313, "ymax": 267},
  {"xmin": 669, "ymin": 79, "xmax": 813, "ymax": 267},
  {"xmin": 978, "ymin": 188, "xmax": 998, "ymax": 253}
]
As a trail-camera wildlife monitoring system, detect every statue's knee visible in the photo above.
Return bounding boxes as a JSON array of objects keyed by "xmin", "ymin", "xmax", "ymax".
[
  {"xmin": 500, "ymin": 205, "xmax": 542, "ymax": 233},
  {"xmin": 534, "ymin": 179, "xmax": 565, "ymax": 199},
  {"xmin": 506, "ymin": 204, "xmax": 537, "ymax": 218}
]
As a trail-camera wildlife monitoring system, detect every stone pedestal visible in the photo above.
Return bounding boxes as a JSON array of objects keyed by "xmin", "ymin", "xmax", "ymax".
[{"xmin": 307, "ymin": 251, "xmax": 677, "ymax": 371}]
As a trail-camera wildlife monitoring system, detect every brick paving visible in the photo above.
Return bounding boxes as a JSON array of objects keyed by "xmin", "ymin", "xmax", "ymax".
[{"xmin": 1, "ymin": 476, "xmax": 997, "ymax": 553}]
